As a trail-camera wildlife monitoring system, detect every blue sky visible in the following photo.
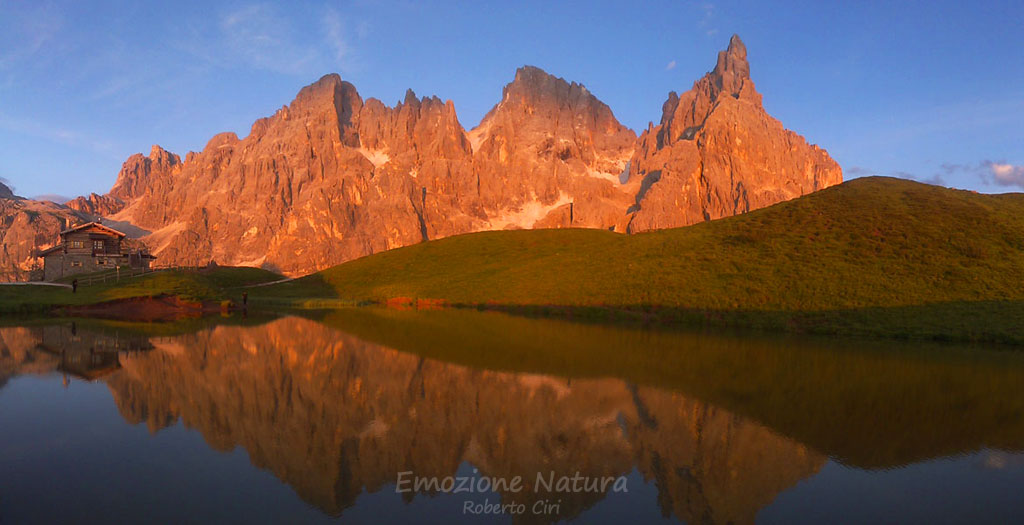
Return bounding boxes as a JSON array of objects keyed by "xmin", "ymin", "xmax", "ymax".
[{"xmin": 1, "ymin": 0, "xmax": 1021, "ymax": 199}]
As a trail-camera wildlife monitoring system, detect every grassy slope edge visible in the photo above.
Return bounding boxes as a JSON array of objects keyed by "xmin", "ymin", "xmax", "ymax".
[
  {"xmin": 0, "ymin": 266, "xmax": 282, "ymax": 314},
  {"xmin": 256, "ymin": 177, "xmax": 1024, "ymax": 343}
]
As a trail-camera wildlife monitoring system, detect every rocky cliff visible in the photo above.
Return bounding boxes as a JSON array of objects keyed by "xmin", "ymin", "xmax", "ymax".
[{"xmin": 1, "ymin": 35, "xmax": 841, "ymax": 278}]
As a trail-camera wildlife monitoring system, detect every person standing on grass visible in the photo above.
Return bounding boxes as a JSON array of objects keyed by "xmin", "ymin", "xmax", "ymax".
[{"xmin": 72, "ymin": 279, "xmax": 78, "ymax": 294}]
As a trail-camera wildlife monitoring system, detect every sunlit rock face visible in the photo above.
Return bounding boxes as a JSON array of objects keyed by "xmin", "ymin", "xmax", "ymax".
[
  {"xmin": 103, "ymin": 316, "xmax": 823, "ymax": 522},
  {"xmin": 0, "ymin": 195, "xmax": 89, "ymax": 281},
  {"xmin": 0, "ymin": 35, "xmax": 841, "ymax": 278},
  {"xmin": 626, "ymin": 35, "xmax": 843, "ymax": 232}
]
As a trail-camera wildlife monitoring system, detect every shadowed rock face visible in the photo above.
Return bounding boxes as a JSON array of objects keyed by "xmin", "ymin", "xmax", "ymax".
[
  {"xmin": 1, "ymin": 35, "xmax": 841, "ymax": 278},
  {"xmin": 102, "ymin": 317, "xmax": 824, "ymax": 522}
]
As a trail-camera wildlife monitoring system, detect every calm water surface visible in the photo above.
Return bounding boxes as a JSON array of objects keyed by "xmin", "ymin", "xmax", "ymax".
[{"xmin": 1, "ymin": 309, "xmax": 1023, "ymax": 524}]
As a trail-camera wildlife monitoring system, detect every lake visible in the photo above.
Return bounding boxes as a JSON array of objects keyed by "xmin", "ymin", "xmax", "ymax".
[{"xmin": 1, "ymin": 309, "xmax": 1023, "ymax": 523}]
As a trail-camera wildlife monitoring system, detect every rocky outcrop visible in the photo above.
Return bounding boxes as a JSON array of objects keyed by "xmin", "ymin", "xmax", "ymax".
[
  {"xmin": 65, "ymin": 192, "xmax": 125, "ymax": 216},
  {"xmin": 1, "ymin": 35, "xmax": 841, "ymax": 278},
  {"xmin": 0, "ymin": 181, "xmax": 13, "ymax": 200},
  {"xmin": 626, "ymin": 35, "xmax": 843, "ymax": 231}
]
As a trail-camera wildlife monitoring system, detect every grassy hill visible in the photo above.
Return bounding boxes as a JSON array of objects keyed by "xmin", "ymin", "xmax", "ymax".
[{"xmin": 256, "ymin": 177, "xmax": 1024, "ymax": 343}]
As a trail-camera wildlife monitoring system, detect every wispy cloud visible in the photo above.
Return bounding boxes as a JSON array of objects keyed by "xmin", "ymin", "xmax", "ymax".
[
  {"xmin": 174, "ymin": 3, "xmax": 365, "ymax": 77},
  {"xmin": 323, "ymin": 7, "xmax": 353, "ymax": 67},
  {"xmin": 665, "ymin": 60, "xmax": 676, "ymax": 71},
  {"xmin": 863, "ymin": 167, "xmax": 946, "ymax": 186},
  {"xmin": 916, "ymin": 173, "xmax": 946, "ymax": 186},
  {"xmin": 0, "ymin": 111, "xmax": 120, "ymax": 159},
  {"xmin": 698, "ymin": 3, "xmax": 717, "ymax": 36},
  {"xmin": 845, "ymin": 165, "xmax": 874, "ymax": 176},
  {"xmin": 0, "ymin": 3, "xmax": 64, "ymax": 84},
  {"xmin": 32, "ymin": 193, "xmax": 70, "ymax": 204},
  {"xmin": 220, "ymin": 3, "xmax": 319, "ymax": 74}
]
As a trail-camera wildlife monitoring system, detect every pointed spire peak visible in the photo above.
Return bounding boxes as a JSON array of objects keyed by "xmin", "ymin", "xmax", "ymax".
[
  {"xmin": 727, "ymin": 34, "xmax": 746, "ymax": 55},
  {"xmin": 714, "ymin": 34, "xmax": 750, "ymax": 80},
  {"xmin": 403, "ymin": 88, "xmax": 419, "ymax": 106}
]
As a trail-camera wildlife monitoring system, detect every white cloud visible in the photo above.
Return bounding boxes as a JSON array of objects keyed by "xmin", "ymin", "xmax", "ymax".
[
  {"xmin": 987, "ymin": 162, "xmax": 1024, "ymax": 188},
  {"xmin": 665, "ymin": 60, "xmax": 676, "ymax": 71},
  {"xmin": 935, "ymin": 160, "xmax": 1024, "ymax": 189}
]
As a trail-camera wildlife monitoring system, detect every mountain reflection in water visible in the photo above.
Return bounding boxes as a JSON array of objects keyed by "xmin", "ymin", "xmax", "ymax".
[{"xmin": 1, "ymin": 310, "xmax": 1023, "ymax": 523}]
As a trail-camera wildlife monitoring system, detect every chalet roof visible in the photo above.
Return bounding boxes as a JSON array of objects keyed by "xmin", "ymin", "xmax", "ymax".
[
  {"xmin": 37, "ymin": 245, "xmax": 64, "ymax": 256},
  {"xmin": 59, "ymin": 221, "xmax": 127, "ymax": 238}
]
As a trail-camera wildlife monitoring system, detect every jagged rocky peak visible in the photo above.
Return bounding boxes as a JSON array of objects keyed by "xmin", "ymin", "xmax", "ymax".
[
  {"xmin": 491, "ymin": 65, "xmax": 626, "ymax": 122},
  {"xmin": 108, "ymin": 144, "xmax": 182, "ymax": 202},
  {"xmin": 657, "ymin": 34, "xmax": 763, "ymax": 146},
  {"xmin": 147, "ymin": 144, "xmax": 180, "ymax": 168},
  {"xmin": 473, "ymin": 65, "xmax": 635, "ymax": 166},
  {"xmin": 627, "ymin": 34, "xmax": 843, "ymax": 232},
  {"xmin": 356, "ymin": 87, "xmax": 470, "ymax": 161}
]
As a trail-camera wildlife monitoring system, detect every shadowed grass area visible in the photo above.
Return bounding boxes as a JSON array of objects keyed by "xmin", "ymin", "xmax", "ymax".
[
  {"xmin": 254, "ymin": 177, "xmax": 1024, "ymax": 342},
  {"xmin": 304, "ymin": 306, "xmax": 1024, "ymax": 469},
  {"xmin": 0, "ymin": 266, "xmax": 282, "ymax": 314}
]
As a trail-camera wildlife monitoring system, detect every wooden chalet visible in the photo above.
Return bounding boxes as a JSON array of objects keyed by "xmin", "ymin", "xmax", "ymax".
[{"xmin": 38, "ymin": 222, "xmax": 155, "ymax": 282}]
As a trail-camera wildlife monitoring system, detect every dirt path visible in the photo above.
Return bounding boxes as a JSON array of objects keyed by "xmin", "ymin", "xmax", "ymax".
[{"xmin": 0, "ymin": 282, "xmax": 72, "ymax": 289}]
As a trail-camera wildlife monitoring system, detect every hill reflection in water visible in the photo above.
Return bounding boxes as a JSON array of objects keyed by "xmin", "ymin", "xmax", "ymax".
[{"xmin": 2, "ymin": 310, "xmax": 1024, "ymax": 523}]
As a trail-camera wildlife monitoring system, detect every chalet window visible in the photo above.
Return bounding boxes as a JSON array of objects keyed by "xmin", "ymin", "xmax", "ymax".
[
  {"xmin": 70, "ymin": 261, "xmax": 82, "ymax": 267},
  {"xmin": 70, "ymin": 241, "xmax": 84, "ymax": 249},
  {"xmin": 93, "ymin": 240, "xmax": 104, "ymax": 252}
]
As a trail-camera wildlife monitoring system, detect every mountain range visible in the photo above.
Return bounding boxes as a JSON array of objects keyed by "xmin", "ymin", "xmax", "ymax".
[{"xmin": 0, "ymin": 35, "xmax": 841, "ymax": 279}]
